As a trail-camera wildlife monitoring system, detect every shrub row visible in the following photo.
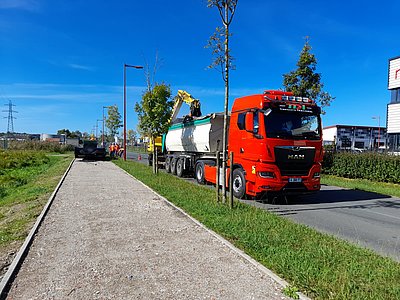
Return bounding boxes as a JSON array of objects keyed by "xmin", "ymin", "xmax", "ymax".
[
  {"xmin": 323, "ymin": 152, "xmax": 400, "ymax": 183},
  {"xmin": 0, "ymin": 150, "xmax": 49, "ymax": 171},
  {"xmin": 7, "ymin": 141, "xmax": 74, "ymax": 153}
]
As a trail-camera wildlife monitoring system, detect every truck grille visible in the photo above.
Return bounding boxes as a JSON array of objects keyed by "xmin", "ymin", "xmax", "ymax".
[{"xmin": 274, "ymin": 146, "xmax": 315, "ymax": 176}]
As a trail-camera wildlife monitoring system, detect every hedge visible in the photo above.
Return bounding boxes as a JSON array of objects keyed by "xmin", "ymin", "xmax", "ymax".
[{"xmin": 323, "ymin": 152, "xmax": 400, "ymax": 183}]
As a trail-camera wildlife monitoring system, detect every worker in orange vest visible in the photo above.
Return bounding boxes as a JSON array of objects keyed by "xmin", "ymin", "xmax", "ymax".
[
  {"xmin": 115, "ymin": 143, "xmax": 120, "ymax": 158},
  {"xmin": 109, "ymin": 143, "xmax": 115, "ymax": 159}
]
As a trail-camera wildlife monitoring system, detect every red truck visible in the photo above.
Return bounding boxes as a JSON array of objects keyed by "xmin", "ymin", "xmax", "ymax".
[{"xmin": 163, "ymin": 90, "xmax": 323, "ymax": 199}]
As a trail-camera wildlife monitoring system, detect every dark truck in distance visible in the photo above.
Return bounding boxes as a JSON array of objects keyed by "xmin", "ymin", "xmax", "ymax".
[{"xmin": 74, "ymin": 140, "xmax": 106, "ymax": 160}]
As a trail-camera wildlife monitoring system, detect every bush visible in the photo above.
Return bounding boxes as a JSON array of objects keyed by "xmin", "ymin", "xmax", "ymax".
[
  {"xmin": 0, "ymin": 150, "xmax": 49, "ymax": 172},
  {"xmin": 7, "ymin": 141, "xmax": 74, "ymax": 153},
  {"xmin": 323, "ymin": 152, "xmax": 400, "ymax": 183}
]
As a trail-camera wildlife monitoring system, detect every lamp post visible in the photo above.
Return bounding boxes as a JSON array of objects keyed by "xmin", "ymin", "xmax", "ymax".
[
  {"xmin": 102, "ymin": 106, "xmax": 112, "ymax": 147},
  {"xmin": 96, "ymin": 119, "xmax": 103, "ymax": 140},
  {"xmin": 372, "ymin": 116, "xmax": 380, "ymax": 149},
  {"xmin": 123, "ymin": 63, "xmax": 143, "ymax": 161}
]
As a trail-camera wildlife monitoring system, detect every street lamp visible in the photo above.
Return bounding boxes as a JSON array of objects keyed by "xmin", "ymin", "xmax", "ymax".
[
  {"xmin": 123, "ymin": 63, "xmax": 143, "ymax": 161},
  {"xmin": 372, "ymin": 116, "xmax": 380, "ymax": 149},
  {"xmin": 102, "ymin": 106, "xmax": 112, "ymax": 147},
  {"xmin": 96, "ymin": 119, "xmax": 103, "ymax": 140}
]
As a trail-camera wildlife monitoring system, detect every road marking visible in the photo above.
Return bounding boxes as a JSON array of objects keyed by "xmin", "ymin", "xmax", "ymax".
[{"xmin": 363, "ymin": 210, "xmax": 400, "ymax": 221}]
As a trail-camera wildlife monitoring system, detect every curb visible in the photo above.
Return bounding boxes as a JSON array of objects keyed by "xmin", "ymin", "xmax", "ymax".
[
  {"xmin": 117, "ymin": 164, "xmax": 311, "ymax": 300},
  {"xmin": 0, "ymin": 158, "xmax": 75, "ymax": 299}
]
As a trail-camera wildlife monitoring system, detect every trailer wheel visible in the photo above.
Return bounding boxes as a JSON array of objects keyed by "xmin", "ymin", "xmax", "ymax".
[
  {"xmin": 165, "ymin": 157, "xmax": 171, "ymax": 173},
  {"xmin": 170, "ymin": 158, "xmax": 177, "ymax": 175},
  {"xmin": 176, "ymin": 158, "xmax": 185, "ymax": 177},
  {"xmin": 232, "ymin": 168, "xmax": 246, "ymax": 199},
  {"xmin": 195, "ymin": 162, "xmax": 205, "ymax": 184}
]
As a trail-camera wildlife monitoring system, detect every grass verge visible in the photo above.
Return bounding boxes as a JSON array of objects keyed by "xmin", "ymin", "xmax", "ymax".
[
  {"xmin": 115, "ymin": 159, "xmax": 400, "ymax": 300},
  {"xmin": 0, "ymin": 153, "xmax": 73, "ymax": 277},
  {"xmin": 321, "ymin": 175, "xmax": 400, "ymax": 198}
]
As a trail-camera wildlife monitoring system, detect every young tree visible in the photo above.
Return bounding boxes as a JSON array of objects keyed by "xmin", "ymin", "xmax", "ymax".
[
  {"xmin": 105, "ymin": 105, "xmax": 122, "ymax": 139},
  {"xmin": 206, "ymin": 0, "xmax": 238, "ymax": 202},
  {"xmin": 283, "ymin": 38, "xmax": 334, "ymax": 111},
  {"xmin": 135, "ymin": 83, "xmax": 174, "ymax": 173},
  {"xmin": 127, "ymin": 129, "xmax": 137, "ymax": 146},
  {"xmin": 57, "ymin": 129, "xmax": 71, "ymax": 137},
  {"xmin": 70, "ymin": 130, "xmax": 82, "ymax": 138}
]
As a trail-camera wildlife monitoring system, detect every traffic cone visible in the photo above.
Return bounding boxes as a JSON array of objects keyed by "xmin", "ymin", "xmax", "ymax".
[{"xmin": 138, "ymin": 154, "xmax": 141, "ymax": 160}]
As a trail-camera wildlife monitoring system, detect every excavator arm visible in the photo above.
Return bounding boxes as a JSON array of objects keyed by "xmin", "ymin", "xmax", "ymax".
[
  {"xmin": 170, "ymin": 90, "xmax": 202, "ymax": 122},
  {"xmin": 147, "ymin": 90, "xmax": 202, "ymax": 161}
]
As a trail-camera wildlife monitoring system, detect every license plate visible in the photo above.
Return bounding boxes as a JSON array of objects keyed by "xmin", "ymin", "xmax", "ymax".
[{"xmin": 288, "ymin": 178, "xmax": 302, "ymax": 183}]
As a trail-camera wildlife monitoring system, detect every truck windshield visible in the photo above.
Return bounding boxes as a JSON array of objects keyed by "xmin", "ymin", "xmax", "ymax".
[{"xmin": 264, "ymin": 110, "xmax": 321, "ymax": 140}]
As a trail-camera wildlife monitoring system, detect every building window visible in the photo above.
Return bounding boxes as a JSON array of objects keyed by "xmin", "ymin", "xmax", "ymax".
[
  {"xmin": 391, "ymin": 89, "xmax": 400, "ymax": 104},
  {"xmin": 355, "ymin": 141, "xmax": 365, "ymax": 149}
]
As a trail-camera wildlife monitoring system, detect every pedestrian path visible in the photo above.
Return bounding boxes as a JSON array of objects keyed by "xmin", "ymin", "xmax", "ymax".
[{"xmin": 7, "ymin": 160, "xmax": 289, "ymax": 299}]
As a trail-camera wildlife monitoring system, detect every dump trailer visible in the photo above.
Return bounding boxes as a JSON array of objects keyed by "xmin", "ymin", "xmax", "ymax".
[
  {"xmin": 163, "ymin": 90, "xmax": 323, "ymax": 199},
  {"xmin": 74, "ymin": 140, "xmax": 106, "ymax": 160}
]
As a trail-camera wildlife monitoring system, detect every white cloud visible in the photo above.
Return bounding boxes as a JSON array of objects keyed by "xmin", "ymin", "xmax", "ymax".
[
  {"xmin": 68, "ymin": 64, "xmax": 94, "ymax": 71},
  {"xmin": 0, "ymin": 83, "xmax": 145, "ymax": 104},
  {"xmin": 0, "ymin": 0, "xmax": 40, "ymax": 11}
]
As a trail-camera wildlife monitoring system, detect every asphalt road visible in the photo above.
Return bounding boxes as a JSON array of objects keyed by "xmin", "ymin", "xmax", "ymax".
[
  {"xmin": 126, "ymin": 152, "xmax": 400, "ymax": 261},
  {"xmin": 243, "ymin": 186, "xmax": 400, "ymax": 261}
]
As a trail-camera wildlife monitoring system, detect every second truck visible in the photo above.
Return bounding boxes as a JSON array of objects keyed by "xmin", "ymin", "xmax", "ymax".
[{"xmin": 156, "ymin": 89, "xmax": 323, "ymax": 199}]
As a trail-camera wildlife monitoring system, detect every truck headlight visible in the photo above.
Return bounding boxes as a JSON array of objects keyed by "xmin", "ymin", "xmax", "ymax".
[
  {"xmin": 313, "ymin": 172, "xmax": 320, "ymax": 178},
  {"xmin": 258, "ymin": 171, "xmax": 275, "ymax": 178}
]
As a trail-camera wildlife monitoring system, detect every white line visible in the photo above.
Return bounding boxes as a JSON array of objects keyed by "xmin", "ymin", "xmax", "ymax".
[{"xmin": 365, "ymin": 210, "xmax": 400, "ymax": 221}]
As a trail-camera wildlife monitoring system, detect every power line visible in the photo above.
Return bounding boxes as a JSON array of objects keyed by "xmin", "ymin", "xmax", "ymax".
[{"xmin": 3, "ymin": 100, "xmax": 17, "ymax": 133}]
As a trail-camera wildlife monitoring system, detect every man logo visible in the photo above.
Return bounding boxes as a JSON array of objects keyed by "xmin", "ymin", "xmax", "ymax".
[{"xmin": 288, "ymin": 154, "xmax": 305, "ymax": 160}]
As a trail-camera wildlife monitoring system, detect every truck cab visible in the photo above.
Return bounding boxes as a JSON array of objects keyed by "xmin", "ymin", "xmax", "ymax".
[{"xmin": 227, "ymin": 90, "xmax": 323, "ymax": 198}]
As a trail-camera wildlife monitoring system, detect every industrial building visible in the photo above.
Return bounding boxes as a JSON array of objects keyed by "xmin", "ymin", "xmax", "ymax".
[
  {"xmin": 387, "ymin": 56, "xmax": 400, "ymax": 151},
  {"xmin": 323, "ymin": 125, "xmax": 386, "ymax": 151}
]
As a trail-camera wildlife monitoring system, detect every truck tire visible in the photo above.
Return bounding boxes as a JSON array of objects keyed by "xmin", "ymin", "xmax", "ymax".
[
  {"xmin": 170, "ymin": 157, "xmax": 177, "ymax": 175},
  {"xmin": 195, "ymin": 162, "xmax": 205, "ymax": 184},
  {"xmin": 176, "ymin": 158, "xmax": 184, "ymax": 177},
  {"xmin": 232, "ymin": 168, "xmax": 246, "ymax": 199},
  {"xmin": 165, "ymin": 157, "xmax": 171, "ymax": 173}
]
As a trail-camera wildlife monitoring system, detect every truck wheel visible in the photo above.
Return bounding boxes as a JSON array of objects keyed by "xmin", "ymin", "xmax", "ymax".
[
  {"xmin": 170, "ymin": 158, "xmax": 177, "ymax": 175},
  {"xmin": 176, "ymin": 158, "xmax": 184, "ymax": 177},
  {"xmin": 195, "ymin": 162, "xmax": 205, "ymax": 184},
  {"xmin": 165, "ymin": 157, "xmax": 171, "ymax": 173},
  {"xmin": 232, "ymin": 168, "xmax": 246, "ymax": 199}
]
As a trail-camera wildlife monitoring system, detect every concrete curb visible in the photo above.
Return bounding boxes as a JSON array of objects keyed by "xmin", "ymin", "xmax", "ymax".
[
  {"xmin": 0, "ymin": 158, "xmax": 75, "ymax": 299},
  {"xmin": 118, "ymin": 165, "xmax": 311, "ymax": 300}
]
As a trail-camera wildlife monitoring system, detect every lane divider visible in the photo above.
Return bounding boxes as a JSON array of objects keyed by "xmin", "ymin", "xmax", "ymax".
[{"xmin": 0, "ymin": 158, "xmax": 75, "ymax": 299}]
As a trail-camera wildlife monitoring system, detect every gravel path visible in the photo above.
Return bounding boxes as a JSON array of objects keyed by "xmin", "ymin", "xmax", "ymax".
[{"xmin": 7, "ymin": 160, "xmax": 289, "ymax": 299}]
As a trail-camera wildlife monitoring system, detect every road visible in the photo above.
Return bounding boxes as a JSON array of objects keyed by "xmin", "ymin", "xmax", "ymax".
[
  {"xmin": 126, "ymin": 152, "xmax": 400, "ymax": 261},
  {"xmin": 242, "ymin": 186, "xmax": 400, "ymax": 261}
]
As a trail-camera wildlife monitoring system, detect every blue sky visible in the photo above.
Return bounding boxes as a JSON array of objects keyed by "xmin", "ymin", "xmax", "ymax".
[{"xmin": 0, "ymin": 0, "xmax": 398, "ymax": 135}]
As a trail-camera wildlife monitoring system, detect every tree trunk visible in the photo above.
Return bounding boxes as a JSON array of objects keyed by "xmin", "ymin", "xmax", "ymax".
[{"xmin": 221, "ymin": 1, "xmax": 230, "ymax": 203}]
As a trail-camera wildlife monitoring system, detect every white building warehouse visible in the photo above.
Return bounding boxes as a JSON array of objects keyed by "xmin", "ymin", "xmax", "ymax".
[
  {"xmin": 323, "ymin": 125, "xmax": 386, "ymax": 151},
  {"xmin": 387, "ymin": 56, "xmax": 400, "ymax": 152}
]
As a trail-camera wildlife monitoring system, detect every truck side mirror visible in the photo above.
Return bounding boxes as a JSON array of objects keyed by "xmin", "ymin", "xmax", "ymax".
[{"xmin": 245, "ymin": 112, "xmax": 254, "ymax": 132}]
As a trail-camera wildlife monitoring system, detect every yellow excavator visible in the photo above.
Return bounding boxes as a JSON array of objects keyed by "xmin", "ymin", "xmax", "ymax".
[{"xmin": 147, "ymin": 90, "xmax": 201, "ymax": 166}]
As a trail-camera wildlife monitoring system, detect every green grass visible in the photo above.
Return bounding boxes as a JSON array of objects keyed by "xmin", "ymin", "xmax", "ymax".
[
  {"xmin": 0, "ymin": 153, "xmax": 72, "ymax": 248},
  {"xmin": 322, "ymin": 175, "xmax": 400, "ymax": 198},
  {"xmin": 114, "ymin": 159, "xmax": 400, "ymax": 300}
]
